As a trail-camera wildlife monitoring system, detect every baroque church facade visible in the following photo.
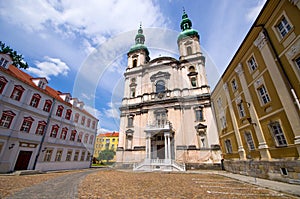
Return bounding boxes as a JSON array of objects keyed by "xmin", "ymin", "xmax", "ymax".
[{"xmin": 116, "ymin": 11, "xmax": 221, "ymax": 171}]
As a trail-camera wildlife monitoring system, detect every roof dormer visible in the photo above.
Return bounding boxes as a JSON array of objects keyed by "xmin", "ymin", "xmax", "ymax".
[
  {"xmin": 70, "ymin": 98, "xmax": 78, "ymax": 107},
  {"xmin": 0, "ymin": 53, "xmax": 13, "ymax": 69},
  {"xmin": 59, "ymin": 93, "xmax": 71, "ymax": 103},
  {"xmin": 31, "ymin": 77, "xmax": 48, "ymax": 89},
  {"xmin": 77, "ymin": 101, "xmax": 84, "ymax": 109}
]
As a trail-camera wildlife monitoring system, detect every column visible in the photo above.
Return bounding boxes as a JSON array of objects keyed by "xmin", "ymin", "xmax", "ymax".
[
  {"xmin": 164, "ymin": 134, "xmax": 168, "ymax": 159},
  {"xmin": 223, "ymin": 83, "xmax": 246, "ymax": 160},
  {"xmin": 167, "ymin": 134, "xmax": 171, "ymax": 160},
  {"xmin": 235, "ymin": 64, "xmax": 271, "ymax": 160},
  {"xmin": 254, "ymin": 31, "xmax": 300, "ymax": 154}
]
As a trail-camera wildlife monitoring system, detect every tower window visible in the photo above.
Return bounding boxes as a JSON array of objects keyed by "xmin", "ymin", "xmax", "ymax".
[
  {"xmin": 191, "ymin": 77, "xmax": 197, "ymax": 87},
  {"xmin": 187, "ymin": 46, "xmax": 192, "ymax": 55},
  {"xmin": 156, "ymin": 80, "xmax": 165, "ymax": 93},
  {"xmin": 133, "ymin": 59, "xmax": 137, "ymax": 67},
  {"xmin": 130, "ymin": 87, "xmax": 136, "ymax": 98},
  {"xmin": 195, "ymin": 109, "xmax": 204, "ymax": 121}
]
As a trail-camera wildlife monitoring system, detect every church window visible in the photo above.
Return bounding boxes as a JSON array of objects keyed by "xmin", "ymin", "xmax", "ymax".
[
  {"xmin": 191, "ymin": 77, "xmax": 197, "ymax": 87},
  {"xmin": 195, "ymin": 109, "xmax": 204, "ymax": 121},
  {"xmin": 127, "ymin": 115, "xmax": 134, "ymax": 127},
  {"xmin": 188, "ymin": 66, "xmax": 195, "ymax": 72},
  {"xmin": 155, "ymin": 111, "xmax": 167, "ymax": 128},
  {"xmin": 130, "ymin": 87, "xmax": 136, "ymax": 98},
  {"xmin": 133, "ymin": 59, "xmax": 137, "ymax": 67},
  {"xmin": 156, "ymin": 80, "xmax": 165, "ymax": 93},
  {"xmin": 187, "ymin": 46, "xmax": 192, "ymax": 55}
]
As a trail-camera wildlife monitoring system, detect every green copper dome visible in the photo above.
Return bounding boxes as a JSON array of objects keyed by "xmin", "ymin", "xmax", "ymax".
[
  {"xmin": 129, "ymin": 24, "xmax": 149, "ymax": 56},
  {"xmin": 177, "ymin": 9, "xmax": 199, "ymax": 42}
]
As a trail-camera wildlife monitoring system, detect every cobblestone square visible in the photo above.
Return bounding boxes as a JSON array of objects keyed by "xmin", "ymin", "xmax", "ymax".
[{"xmin": 0, "ymin": 169, "xmax": 298, "ymax": 199}]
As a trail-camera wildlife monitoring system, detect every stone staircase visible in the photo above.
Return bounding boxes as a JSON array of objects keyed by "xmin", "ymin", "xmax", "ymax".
[{"xmin": 133, "ymin": 159, "xmax": 185, "ymax": 172}]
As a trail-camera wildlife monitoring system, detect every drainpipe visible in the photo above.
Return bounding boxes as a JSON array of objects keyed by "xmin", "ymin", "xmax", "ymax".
[
  {"xmin": 255, "ymin": 25, "xmax": 300, "ymax": 111},
  {"xmin": 32, "ymin": 98, "xmax": 56, "ymax": 170}
]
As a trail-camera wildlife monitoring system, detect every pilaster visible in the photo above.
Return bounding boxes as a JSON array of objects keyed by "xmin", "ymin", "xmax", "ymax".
[
  {"xmin": 234, "ymin": 63, "xmax": 271, "ymax": 160},
  {"xmin": 254, "ymin": 30, "xmax": 300, "ymax": 152},
  {"xmin": 223, "ymin": 83, "xmax": 246, "ymax": 160}
]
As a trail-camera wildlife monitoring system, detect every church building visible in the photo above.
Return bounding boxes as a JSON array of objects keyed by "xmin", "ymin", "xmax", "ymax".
[{"xmin": 116, "ymin": 10, "xmax": 221, "ymax": 171}]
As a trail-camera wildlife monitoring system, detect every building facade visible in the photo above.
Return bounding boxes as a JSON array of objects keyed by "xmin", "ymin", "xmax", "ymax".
[
  {"xmin": 116, "ymin": 11, "xmax": 221, "ymax": 171},
  {"xmin": 0, "ymin": 54, "xmax": 98, "ymax": 173},
  {"xmin": 211, "ymin": 0, "xmax": 300, "ymax": 183},
  {"xmin": 94, "ymin": 132, "xmax": 119, "ymax": 162}
]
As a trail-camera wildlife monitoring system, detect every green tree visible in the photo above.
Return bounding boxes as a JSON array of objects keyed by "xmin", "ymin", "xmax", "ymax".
[
  {"xmin": 0, "ymin": 41, "xmax": 29, "ymax": 69},
  {"xmin": 97, "ymin": 149, "xmax": 115, "ymax": 163}
]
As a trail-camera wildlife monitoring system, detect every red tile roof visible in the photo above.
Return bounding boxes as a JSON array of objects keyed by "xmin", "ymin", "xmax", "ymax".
[
  {"xmin": 0, "ymin": 63, "xmax": 98, "ymax": 120},
  {"xmin": 98, "ymin": 132, "xmax": 119, "ymax": 137}
]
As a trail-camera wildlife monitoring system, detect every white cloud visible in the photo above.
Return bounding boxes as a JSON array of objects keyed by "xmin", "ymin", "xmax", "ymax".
[
  {"xmin": 246, "ymin": 0, "xmax": 266, "ymax": 23},
  {"xmin": 28, "ymin": 56, "xmax": 70, "ymax": 80},
  {"xmin": 104, "ymin": 102, "xmax": 120, "ymax": 119},
  {"xmin": 84, "ymin": 104, "xmax": 102, "ymax": 120},
  {"xmin": 0, "ymin": 0, "xmax": 168, "ymax": 54}
]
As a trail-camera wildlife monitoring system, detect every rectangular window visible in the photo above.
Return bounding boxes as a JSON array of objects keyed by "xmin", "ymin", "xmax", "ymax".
[
  {"xmin": 10, "ymin": 86, "xmax": 25, "ymax": 101},
  {"xmin": 195, "ymin": 109, "xmax": 204, "ymax": 121},
  {"xmin": 65, "ymin": 109, "xmax": 72, "ymax": 120},
  {"xmin": 70, "ymin": 130, "xmax": 76, "ymax": 141},
  {"xmin": 81, "ymin": 116, "xmax": 85, "ymax": 125},
  {"xmin": 84, "ymin": 134, "xmax": 89, "ymax": 143},
  {"xmin": 258, "ymin": 85, "xmax": 271, "ymax": 104},
  {"xmin": 44, "ymin": 149, "xmax": 53, "ymax": 162},
  {"xmin": 244, "ymin": 132, "xmax": 255, "ymax": 150},
  {"xmin": 92, "ymin": 121, "xmax": 96, "ymax": 129},
  {"xmin": 248, "ymin": 56, "xmax": 258, "ymax": 72},
  {"xmin": 87, "ymin": 119, "xmax": 91, "ymax": 127},
  {"xmin": 74, "ymin": 151, "xmax": 79, "ymax": 161},
  {"xmin": 0, "ymin": 76, "xmax": 8, "ymax": 94},
  {"xmin": 237, "ymin": 103, "xmax": 246, "ymax": 118},
  {"xmin": 276, "ymin": 16, "xmax": 291, "ymax": 38},
  {"xmin": 0, "ymin": 111, "xmax": 15, "ymax": 129},
  {"xmin": 224, "ymin": 139, "xmax": 233, "ymax": 154},
  {"xmin": 231, "ymin": 79, "xmax": 238, "ymax": 91},
  {"xmin": 74, "ymin": 113, "xmax": 79, "ymax": 123},
  {"xmin": 295, "ymin": 56, "xmax": 300, "ymax": 70},
  {"xmin": 0, "ymin": 58, "xmax": 9, "ymax": 67},
  {"xmin": 80, "ymin": 151, "xmax": 85, "ymax": 161},
  {"xmin": 30, "ymin": 94, "xmax": 41, "ymax": 108},
  {"xmin": 217, "ymin": 98, "xmax": 222, "ymax": 109},
  {"xmin": 20, "ymin": 118, "xmax": 33, "ymax": 133},
  {"xmin": 86, "ymin": 152, "xmax": 91, "ymax": 161},
  {"xmin": 36, "ymin": 122, "xmax": 46, "ymax": 135},
  {"xmin": 56, "ymin": 105, "xmax": 64, "ymax": 117},
  {"xmin": 50, "ymin": 125, "xmax": 59, "ymax": 138},
  {"xmin": 127, "ymin": 116, "xmax": 133, "ymax": 127},
  {"xmin": 220, "ymin": 115, "xmax": 227, "ymax": 129},
  {"xmin": 43, "ymin": 100, "xmax": 52, "ymax": 112},
  {"xmin": 269, "ymin": 122, "xmax": 287, "ymax": 147},
  {"xmin": 55, "ymin": 150, "xmax": 63, "ymax": 161},
  {"xmin": 60, "ymin": 128, "xmax": 68, "ymax": 140},
  {"xmin": 66, "ymin": 150, "xmax": 72, "ymax": 161}
]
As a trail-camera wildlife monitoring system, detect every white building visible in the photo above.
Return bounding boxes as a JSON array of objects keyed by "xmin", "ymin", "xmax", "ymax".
[
  {"xmin": 0, "ymin": 53, "xmax": 98, "ymax": 173},
  {"xmin": 116, "ymin": 11, "xmax": 221, "ymax": 171}
]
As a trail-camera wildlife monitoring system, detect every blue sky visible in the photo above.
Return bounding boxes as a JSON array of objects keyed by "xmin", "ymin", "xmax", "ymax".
[{"xmin": 0, "ymin": 0, "xmax": 266, "ymax": 133}]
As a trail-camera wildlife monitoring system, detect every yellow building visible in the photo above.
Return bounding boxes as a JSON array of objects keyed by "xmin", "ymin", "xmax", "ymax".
[
  {"xmin": 93, "ymin": 132, "xmax": 119, "ymax": 161},
  {"xmin": 211, "ymin": 0, "xmax": 300, "ymax": 184}
]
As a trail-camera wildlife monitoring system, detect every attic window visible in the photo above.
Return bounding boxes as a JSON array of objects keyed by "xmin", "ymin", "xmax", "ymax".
[
  {"xmin": 38, "ymin": 81, "xmax": 45, "ymax": 89},
  {"xmin": 0, "ymin": 58, "xmax": 9, "ymax": 68}
]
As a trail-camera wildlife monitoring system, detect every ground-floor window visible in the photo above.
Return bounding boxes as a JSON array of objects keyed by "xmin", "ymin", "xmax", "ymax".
[
  {"xmin": 269, "ymin": 121, "xmax": 287, "ymax": 147},
  {"xmin": 44, "ymin": 149, "xmax": 53, "ymax": 162},
  {"xmin": 224, "ymin": 139, "xmax": 233, "ymax": 154}
]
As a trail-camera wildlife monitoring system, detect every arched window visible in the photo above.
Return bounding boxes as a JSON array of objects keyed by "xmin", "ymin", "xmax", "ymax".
[
  {"xmin": 188, "ymin": 66, "xmax": 195, "ymax": 72},
  {"xmin": 133, "ymin": 59, "xmax": 137, "ymax": 67},
  {"xmin": 191, "ymin": 77, "xmax": 197, "ymax": 87},
  {"xmin": 156, "ymin": 80, "xmax": 165, "ymax": 93},
  {"xmin": 187, "ymin": 46, "xmax": 192, "ymax": 55}
]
